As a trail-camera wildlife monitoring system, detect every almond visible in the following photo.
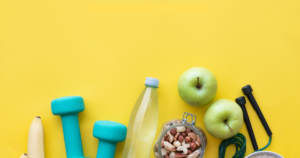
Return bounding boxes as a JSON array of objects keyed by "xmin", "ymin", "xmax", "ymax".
[{"xmin": 188, "ymin": 132, "xmax": 197, "ymax": 140}]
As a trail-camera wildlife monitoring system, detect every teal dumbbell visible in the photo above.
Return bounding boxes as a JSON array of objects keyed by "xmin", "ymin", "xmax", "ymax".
[
  {"xmin": 51, "ymin": 96, "xmax": 89, "ymax": 158},
  {"xmin": 93, "ymin": 121, "xmax": 127, "ymax": 158}
]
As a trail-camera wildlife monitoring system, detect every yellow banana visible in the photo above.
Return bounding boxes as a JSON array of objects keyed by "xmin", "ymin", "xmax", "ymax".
[
  {"xmin": 19, "ymin": 153, "xmax": 28, "ymax": 158},
  {"xmin": 28, "ymin": 117, "xmax": 45, "ymax": 158}
]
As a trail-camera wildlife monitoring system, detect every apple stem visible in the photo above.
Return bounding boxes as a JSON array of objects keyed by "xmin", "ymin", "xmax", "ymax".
[
  {"xmin": 224, "ymin": 120, "xmax": 233, "ymax": 132},
  {"xmin": 196, "ymin": 77, "xmax": 202, "ymax": 90}
]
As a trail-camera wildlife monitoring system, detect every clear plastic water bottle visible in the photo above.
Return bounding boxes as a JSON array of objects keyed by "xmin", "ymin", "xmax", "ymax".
[{"xmin": 121, "ymin": 77, "xmax": 159, "ymax": 158}]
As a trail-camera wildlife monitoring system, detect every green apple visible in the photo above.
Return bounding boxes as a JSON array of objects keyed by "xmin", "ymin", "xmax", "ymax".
[
  {"xmin": 177, "ymin": 67, "xmax": 217, "ymax": 107},
  {"xmin": 204, "ymin": 99, "xmax": 243, "ymax": 139}
]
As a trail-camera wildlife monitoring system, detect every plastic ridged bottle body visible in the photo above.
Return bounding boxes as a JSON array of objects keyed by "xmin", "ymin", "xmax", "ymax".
[{"xmin": 122, "ymin": 86, "xmax": 159, "ymax": 158}]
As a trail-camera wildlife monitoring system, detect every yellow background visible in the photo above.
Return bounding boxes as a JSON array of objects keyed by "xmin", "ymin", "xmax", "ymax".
[{"xmin": 0, "ymin": 0, "xmax": 299, "ymax": 157}]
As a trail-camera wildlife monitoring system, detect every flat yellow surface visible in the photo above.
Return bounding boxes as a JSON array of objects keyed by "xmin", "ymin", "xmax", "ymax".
[{"xmin": 0, "ymin": 0, "xmax": 299, "ymax": 157}]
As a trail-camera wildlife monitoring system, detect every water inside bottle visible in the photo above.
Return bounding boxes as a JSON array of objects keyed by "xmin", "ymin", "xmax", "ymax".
[{"xmin": 122, "ymin": 86, "xmax": 159, "ymax": 158}]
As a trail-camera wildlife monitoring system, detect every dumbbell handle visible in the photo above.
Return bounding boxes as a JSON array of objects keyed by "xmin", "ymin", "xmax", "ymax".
[
  {"xmin": 246, "ymin": 93, "xmax": 272, "ymax": 136},
  {"xmin": 61, "ymin": 114, "xmax": 85, "ymax": 158},
  {"xmin": 240, "ymin": 104, "xmax": 258, "ymax": 150},
  {"xmin": 96, "ymin": 141, "xmax": 117, "ymax": 158}
]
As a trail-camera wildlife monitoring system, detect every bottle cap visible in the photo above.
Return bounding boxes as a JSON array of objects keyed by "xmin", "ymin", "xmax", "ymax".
[{"xmin": 145, "ymin": 77, "xmax": 159, "ymax": 87}]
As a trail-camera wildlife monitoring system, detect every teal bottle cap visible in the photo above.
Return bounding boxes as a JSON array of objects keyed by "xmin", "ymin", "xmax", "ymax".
[{"xmin": 51, "ymin": 96, "xmax": 85, "ymax": 115}]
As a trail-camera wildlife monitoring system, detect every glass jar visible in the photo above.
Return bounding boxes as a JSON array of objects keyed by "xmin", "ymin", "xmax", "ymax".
[{"xmin": 153, "ymin": 112, "xmax": 207, "ymax": 158}]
